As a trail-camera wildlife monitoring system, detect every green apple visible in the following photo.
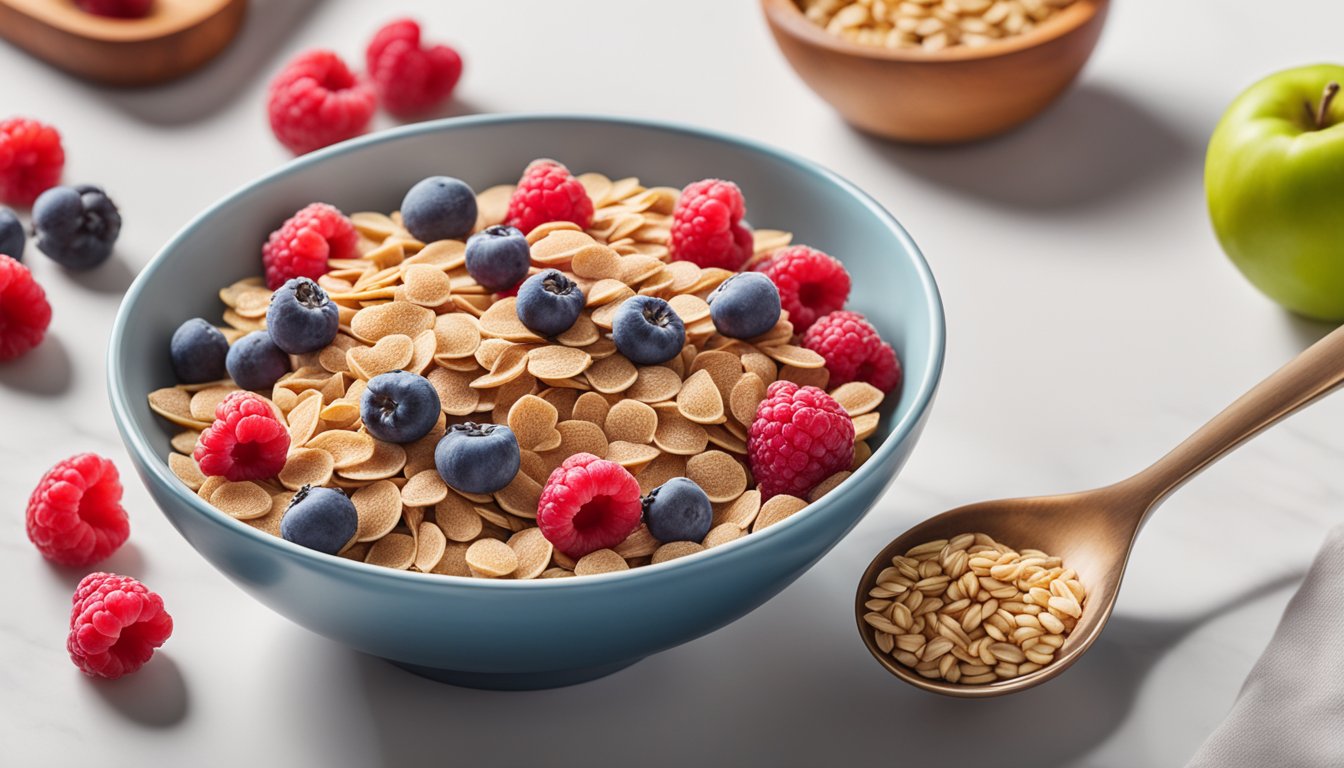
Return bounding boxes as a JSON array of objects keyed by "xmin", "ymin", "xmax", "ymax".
[{"xmin": 1206, "ymin": 64, "xmax": 1344, "ymax": 321}]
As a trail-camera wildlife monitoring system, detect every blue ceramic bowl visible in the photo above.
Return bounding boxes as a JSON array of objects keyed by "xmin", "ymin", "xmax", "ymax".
[{"xmin": 108, "ymin": 115, "xmax": 944, "ymax": 690}]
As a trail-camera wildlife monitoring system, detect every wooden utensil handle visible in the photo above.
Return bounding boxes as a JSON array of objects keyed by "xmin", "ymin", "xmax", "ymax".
[{"xmin": 1123, "ymin": 323, "xmax": 1344, "ymax": 518}]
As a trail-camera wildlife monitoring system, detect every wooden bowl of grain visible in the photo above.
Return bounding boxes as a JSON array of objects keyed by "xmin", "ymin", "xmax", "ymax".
[{"xmin": 761, "ymin": 0, "xmax": 1109, "ymax": 143}]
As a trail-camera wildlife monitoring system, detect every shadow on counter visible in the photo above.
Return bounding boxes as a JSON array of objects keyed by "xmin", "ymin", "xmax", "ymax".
[
  {"xmin": 853, "ymin": 83, "xmax": 1202, "ymax": 213},
  {"xmin": 276, "ymin": 568, "xmax": 1300, "ymax": 768}
]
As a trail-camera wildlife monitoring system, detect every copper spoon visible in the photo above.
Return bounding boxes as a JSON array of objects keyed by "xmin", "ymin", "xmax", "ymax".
[{"xmin": 857, "ymin": 323, "xmax": 1344, "ymax": 698}]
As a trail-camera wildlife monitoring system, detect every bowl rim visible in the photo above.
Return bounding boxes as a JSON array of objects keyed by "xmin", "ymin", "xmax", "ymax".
[
  {"xmin": 760, "ymin": 0, "xmax": 1106, "ymax": 63},
  {"xmin": 107, "ymin": 112, "xmax": 946, "ymax": 589}
]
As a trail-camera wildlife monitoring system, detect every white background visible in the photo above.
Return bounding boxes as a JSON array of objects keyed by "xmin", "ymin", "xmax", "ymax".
[{"xmin": 3, "ymin": 1, "xmax": 1342, "ymax": 765}]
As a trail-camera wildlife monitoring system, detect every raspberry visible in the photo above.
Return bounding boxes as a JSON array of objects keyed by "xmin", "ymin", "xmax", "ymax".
[
  {"xmin": 26, "ymin": 454, "xmax": 129, "ymax": 567},
  {"xmin": 0, "ymin": 117, "xmax": 64, "ymax": 207},
  {"xmin": 194, "ymin": 391, "xmax": 290, "ymax": 481},
  {"xmin": 802, "ymin": 310, "xmax": 902, "ymax": 393},
  {"xmin": 74, "ymin": 0, "xmax": 152, "ymax": 18},
  {"xmin": 668, "ymin": 179, "xmax": 753, "ymax": 271},
  {"xmin": 366, "ymin": 18, "xmax": 463, "ymax": 117},
  {"xmin": 266, "ymin": 50, "xmax": 377, "ymax": 155},
  {"xmin": 68, "ymin": 573, "xmax": 172, "ymax": 679},
  {"xmin": 505, "ymin": 159, "xmax": 594, "ymax": 234},
  {"xmin": 537, "ymin": 452, "xmax": 643, "ymax": 559},
  {"xmin": 759, "ymin": 245, "xmax": 851, "ymax": 334},
  {"xmin": 748, "ymin": 381, "xmax": 855, "ymax": 500},
  {"xmin": 0, "ymin": 254, "xmax": 52, "ymax": 361},
  {"xmin": 261, "ymin": 202, "xmax": 356, "ymax": 289}
]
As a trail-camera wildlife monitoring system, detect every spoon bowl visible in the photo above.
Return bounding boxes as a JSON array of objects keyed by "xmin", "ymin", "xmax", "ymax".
[{"xmin": 859, "ymin": 323, "xmax": 1344, "ymax": 697}]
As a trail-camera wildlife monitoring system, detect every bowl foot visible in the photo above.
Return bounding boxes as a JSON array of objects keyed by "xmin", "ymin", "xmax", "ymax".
[{"xmin": 389, "ymin": 657, "xmax": 644, "ymax": 690}]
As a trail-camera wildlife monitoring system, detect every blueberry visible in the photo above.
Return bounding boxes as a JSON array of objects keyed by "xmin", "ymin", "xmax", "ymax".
[
  {"xmin": 226, "ymin": 331, "xmax": 289, "ymax": 391},
  {"xmin": 361, "ymin": 370, "xmax": 442, "ymax": 444},
  {"xmin": 266, "ymin": 277, "xmax": 339, "ymax": 354},
  {"xmin": 515, "ymin": 268, "xmax": 584, "ymax": 336},
  {"xmin": 280, "ymin": 485, "xmax": 357, "ymax": 555},
  {"xmin": 0, "ymin": 206, "xmax": 24, "ymax": 261},
  {"xmin": 170, "ymin": 318, "xmax": 229, "ymax": 383},
  {"xmin": 465, "ymin": 225, "xmax": 530, "ymax": 292},
  {"xmin": 642, "ymin": 477, "xmax": 713, "ymax": 543},
  {"xmin": 32, "ymin": 184, "xmax": 121, "ymax": 271},
  {"xmin": 434, "ymin": 422, "xmax": 521, "ymax": 494},
  {"xmin": 400, "ymin": 176, "xmax": 477, "ymax": 243},
  {"xmin": 707, "ymin": 272, "xmax": 781, "ymax": 339},
  {"xmin": 612, "ymin": 295, "xmax": 685, "ymax": 365}
]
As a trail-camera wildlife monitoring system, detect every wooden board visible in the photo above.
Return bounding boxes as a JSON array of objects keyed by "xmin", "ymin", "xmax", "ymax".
[{"xmin": 0, "ymin": 0, "xmax": 246, "ymax": 86}]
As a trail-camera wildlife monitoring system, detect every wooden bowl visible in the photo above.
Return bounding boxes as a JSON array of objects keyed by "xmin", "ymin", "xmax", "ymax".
[
  {"xmin": 0, "ymin": 0, "xmax": 246, "ymax": 86},
  {"xmin": 760, "ymin": 0, "xmax": 1109, "ymax": 144}
]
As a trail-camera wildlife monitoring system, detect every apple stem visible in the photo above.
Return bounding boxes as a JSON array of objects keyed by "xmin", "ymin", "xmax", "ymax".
[{"xmin": 1306, "ymin": 81, "xmax": 1340, "ymax": 129}]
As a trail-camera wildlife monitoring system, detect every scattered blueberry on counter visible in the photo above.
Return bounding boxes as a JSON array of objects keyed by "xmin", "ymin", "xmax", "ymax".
[{"xmin": 32, "ymin": 184, "xmax": 121, "ymax": 271}]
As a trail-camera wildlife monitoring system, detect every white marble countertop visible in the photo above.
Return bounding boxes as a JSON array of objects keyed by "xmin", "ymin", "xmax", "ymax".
[{"xmin": 4, "ymin": 1, "xmax": 1342, "ymax": 765}]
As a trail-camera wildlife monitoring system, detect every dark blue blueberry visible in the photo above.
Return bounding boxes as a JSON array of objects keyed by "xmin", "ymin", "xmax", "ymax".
[
  {"xmin": 361, "ymin": 370, "xmax": 442, "ymax": 444},
  {"xmin": 32, "ymin": 184, "xmax": 121, "ymax": 271},
  {"xmin": 266, "ymin": 277, "xmax": 339, "ymax": 354},
  {"xmin": 170, "ymin": 317, "xmax": 230, "ymax": 384},
  {"xmin": 465, "ymin": 224, "xmax": 530, "ymax": 292},
  {"xmin": 226, "ymin": 330, "xmax": 290, "ymax": 391},
  {"xmin": 612, "ymin": 295, "xmax": 685, "ymax": 365},
  {"xmin": 0, "ymin": 206, "xmax": 24, "ymax": 261},
  {"xmin": 281, "ymin": 485, "xmax": 358, "ymax": 555},
  {"xmin": 515, "ymin": 268, "xmax": 584, "ymax": 336},
  {"xmin": 434, "ymin": 422, "xmax": 520, "ymax": 494},
  {"xmin": 642, "ymin": 477, "xmax": 713, "ymax": 543},
  {"xmin": 706, "ymin": 272, "xmax": 781, "ymax": 339},
  {"xmin": 400, "ymin": 176, "xmax": 477, "ymax": 243}
]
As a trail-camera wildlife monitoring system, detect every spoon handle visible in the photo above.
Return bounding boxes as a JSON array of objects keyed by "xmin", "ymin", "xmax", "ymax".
[{"xmin": 1123, "ymin": 323, "xmax": 1344, "ymax": 517}]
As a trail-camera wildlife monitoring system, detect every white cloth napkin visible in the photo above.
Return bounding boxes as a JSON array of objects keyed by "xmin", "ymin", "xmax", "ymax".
[{"xmin": 1186, "ymin": 524, "xmax": 1344, "ymax": 767}]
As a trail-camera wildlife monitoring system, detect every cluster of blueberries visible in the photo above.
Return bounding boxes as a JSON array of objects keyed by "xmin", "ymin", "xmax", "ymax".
[
  {"xmin": 169, "ymin": 174, "xmax": 787, "ymax": 557},
  {"xmin": 0, "ymin": 185, "xmax": 122, "ymax": 269}
]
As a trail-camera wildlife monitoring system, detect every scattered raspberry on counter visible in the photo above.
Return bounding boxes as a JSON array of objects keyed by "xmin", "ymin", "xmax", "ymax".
[
  {"xmin": 194, "ymin": 391, "xmax": 290, "ymax": 481},
  {"xmin": 68, "ymin": 573, "xmax": 172, "ymax": 679},
  {"xmin": 366, "ymin": 18, "xmax": 463, "ymax": 117},
  {"xmin": 26, "ymin": 453, "xmax": 129, "ymax": 567},
  {"xmin": 0, "ymin": 254, "xmax": 51, "ymax": 361},
  {"xmin": 0, "ymin": 117, "xmax": 65, "ymax": 207},
  {"xmin": 266, "ymin": 50, "xmax": 377, "ymax": 155},
  {"xmin": 804, "ymin": 310, "xmax": 902, "ymax": 392},
  {"xmin": 748, "ymin": 380, "xmax": 855, "ymax": 500},
  {"xmin": 537, "ymin": 452, "xmax": 643, "ymax": 559},
  {"xmin": 669, "ymin": 179, "xmax": 753, "ymax": 271},
  {"xmin": 757, "ymin": 245, "xmax": 850, "ymax": 334},
  {"xmin": 74, "ymin": 0, "xmax": 153, "ymax": 18},
  {"xmin": 505, "ymin": 159, "xmax": 594, "ymax": 234},
  {"xmin": 261, "ymin": 202, "xmax": 356, "ymax": 289}
]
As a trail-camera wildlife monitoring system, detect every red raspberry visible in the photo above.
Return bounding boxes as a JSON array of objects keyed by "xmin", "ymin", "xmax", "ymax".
[
  {"xmin": 366, "ymin": 18, "xmax": 463, "ymax": 117},
  {"xmin": 759, "ymin": 245, "xmax": 851, "ymax": 334},
  {"xmin": 748, "ymin": 381, "xmax": 855, "ymax": 500},
  {"xmin": 537, "ymin": 452, "xmax": 643, "ymax": 559},
  {"xmin": 266, "ymin": 50, "xmax": 377, "ymax": 155},
  {"xmin": 68, "ymin": 573, "xmax": 173, "ymax": 679},
  {"xmin": 0, "ymin": 117, "xmax": 64, "ymax": 207},
  {"xmin": 0, "ymin": 254, "xmax": 52, "ymax": 361},
  {"xmin": 802, "ymin": 310, "xmax": 902, "ymax": 393},
  {"xmin": 668, "ymin": 179, "xmax": 753, "ymax": 271},
  {"xmin": 505, "ymin": 159, "xmax": 594, "ymax": 234},
  {"xmin": 74, "ymin": 0, "xmax": 153, "ymax": 18},
  {"xmin": 26, "ymin": 454, "xmax": 129, "ymax": 567},
  {"xmin": 261, "ymin": 202, "xmax": 356, "ymax": 289},
  {"xmin": 194, "ymin": 392, "xmax": 289, "ymax": 481}
]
